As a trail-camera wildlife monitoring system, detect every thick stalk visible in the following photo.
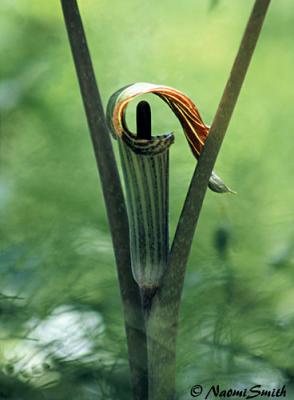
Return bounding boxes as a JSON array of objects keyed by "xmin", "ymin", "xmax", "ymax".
[
  {"xmin": 60, "ymin": 2, "xmax": 147, "ymax": 399},
  {"xmin": 147, "ymin": 1, "xmax": 271, "ymax": 399},
  {"xmin": 144, "ymin": 304, "xmax": 177, "ymax": 400}
]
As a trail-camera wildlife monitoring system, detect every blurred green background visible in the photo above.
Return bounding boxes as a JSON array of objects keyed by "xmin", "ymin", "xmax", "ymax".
[{"xmin": 0, "ymin": 0, "xmax": 293, "ymax": 398}]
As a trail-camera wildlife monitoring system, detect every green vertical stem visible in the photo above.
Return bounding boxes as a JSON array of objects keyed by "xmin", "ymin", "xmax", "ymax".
[
  {"xmin": 144, "ymin": 302, "xmax": 177, "ymax": 400},
  {"xmin": 167, "ymin": 0, "xmax": 271, "ymax": 297},
  {"xmin": 60, "ymin": 1, "xmax": 147, "ymax": 399},
  {"xmin": 147, "ymin": 1, "xmax": 271, "ymax": 399}
]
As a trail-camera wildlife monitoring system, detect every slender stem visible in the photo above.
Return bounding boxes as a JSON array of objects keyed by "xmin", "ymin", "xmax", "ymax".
[
  {"xmin": 167, "ymin": 0, "xmax": 271, "ymax": 313},
  {"xmin": 60, "ymin": 2, "xmax": 147, "ymax": 399},
  {"xmin": 147, "ymin": 1, "xmax": 271, "ymax": 399},
  {"xmin": 166, "ymin": 0, "xmax": 271, "ymax": 309}
]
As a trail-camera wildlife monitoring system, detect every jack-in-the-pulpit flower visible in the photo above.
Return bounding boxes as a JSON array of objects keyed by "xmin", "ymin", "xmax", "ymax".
[{"xmin": 106, "ymin": 83, "xmax": 233, "ymax": 290}]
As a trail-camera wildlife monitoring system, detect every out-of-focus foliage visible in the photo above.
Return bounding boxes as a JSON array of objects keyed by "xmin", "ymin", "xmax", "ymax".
[{"xmin": 0, "ymin": 0, "xmax": 293, "ymax": 399}]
